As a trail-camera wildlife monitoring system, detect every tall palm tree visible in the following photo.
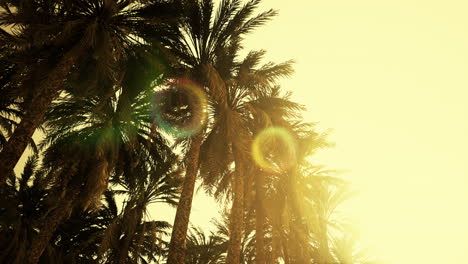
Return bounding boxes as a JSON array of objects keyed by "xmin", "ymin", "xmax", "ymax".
[
  {"xmin": 162, "ymin": 1, "xmax": 278, "ymax": 262},
  {"xmin": 0, "ymin": 0, "xmax": 180, "ymax": 181},
  {"xmin": 245, "ymin": 86, "xmax": 310, "ymax": 264},
  {"xmin": 198, "ymin": 49, "xmax": 295, "ymax": 263},
  {"xmin": 25, "ymin": 54, "xmax": 176, "ymax": 263},
  {"xmin": 241, "ymin": 102, "xmax": 334, "ymax": 264},
  {"xmin": 260, "ymin": 162, "xmax": 354, "ymax": 264},
  {"xmin": 300, "ymin": 168, "xmax": 355, "ymax": 264}
]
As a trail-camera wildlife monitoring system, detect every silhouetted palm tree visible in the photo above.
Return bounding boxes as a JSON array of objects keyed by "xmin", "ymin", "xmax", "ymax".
[
  {"xmin": 0, "ymin": 149, "xmax": 181, "ymax": 264},
  {"xmin": 198, "ymin": 49, "xmax": 295, "ymax": 263},
  {"xmin": 0, "ymin": 0, "xmax": 180, "ymax": 181},
  {"xmin": 163, "ymin": 1, "xmax": 277, "ymax": 262},
  {"xmin": 25, "ymin": 56, "xmax": 176, "ymax": 263},
  {"xmin": 184, "ymin": 226, "xmax": 227, "ymax": 264},
  {"xmin": 0, "ymin": 51, "xmax": 40, "ymax": 153},
  {"xmin": 331, "ymin": 231, "xmax": 381, "ymax": 264},
  {"xmin": 261, "ymin": 164, "xmax": 354, "ymax": 264},
  {"xmin": 0, "ymin": 154, "xmax": 51, "ymax": 264},
  {"xmin": 98, "ymin": 173, "xmax": 180, "ymax": 264},
  {"xmin": 49, "ymin": 191, "xmax": 118, "ymax": 264}
]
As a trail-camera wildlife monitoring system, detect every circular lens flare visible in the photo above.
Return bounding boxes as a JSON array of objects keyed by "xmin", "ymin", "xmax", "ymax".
[
  {"xmin": 252, "ymin": 127, "xmax": 297, "ymax": 172},
  {"xmin": 153, "ymin": 79, "xmax": 207, "ymax": 138}
]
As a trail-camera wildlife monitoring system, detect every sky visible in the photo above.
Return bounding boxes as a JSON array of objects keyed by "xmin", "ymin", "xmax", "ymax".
[{"xmin": 238, "ymin": 0, "xmax": 468, "ymax": 263}]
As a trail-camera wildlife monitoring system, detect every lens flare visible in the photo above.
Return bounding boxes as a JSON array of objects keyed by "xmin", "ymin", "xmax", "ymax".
[
  {"xmin": 251, "ymin": 127, "xmax": 297, "ymax": 172},
  {"xmin": 153, "ymin": 79, "xmax": 208, "ymax": 138}
]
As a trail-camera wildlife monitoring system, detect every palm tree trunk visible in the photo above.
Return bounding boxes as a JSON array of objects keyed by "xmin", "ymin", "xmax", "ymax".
[
  {"xmin": 318, "ymin": 217, "xmax": 332, "ymax": 264},
  {"xmin": 281, "ymin": 235, "xmax": 291, "ymax": 264},
  {"xmin": 26, "ymin": 180, "xmax": 81, "ymax": 264},
  {"xmin": 167, "ymin": 134, "xmax": 203, "ymax": 264},
  {"xmin": 226, "ymin": 156, "xmax": 245, "ymax": 264},
  {"xmin": 0, "ymin": 46, "xmax": 83, "ymax": 183},
  {"xmin": 116, "ymin": 206, "xmax": 144, "ymax": 264},
  {"xmin": 255, "ymin": 171, "xmax": 266, "ymax": 264},
  {"xmin": 117, "ymin": 222, "xmax": 136, "ymax": 264}
]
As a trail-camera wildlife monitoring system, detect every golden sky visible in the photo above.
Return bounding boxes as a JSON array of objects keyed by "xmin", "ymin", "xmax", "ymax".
[{"xmin": 238, "ymin": 0, "xmax": 468, "ymax": 263}]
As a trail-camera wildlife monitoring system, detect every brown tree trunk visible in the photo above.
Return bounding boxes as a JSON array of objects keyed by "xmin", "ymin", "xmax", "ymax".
[
  {"xmin": 255, "ymin": 171, "xmax": 266, "ymax": 264},
  {"xmin": 26, "ymin": 180, "xmax": 81, "ymax": 264},
  {"xmin": 117, "ymin": 211, "xmax": 140, "ymax": 264},
  {"xmin": 226, "ymin": 154, "xmax": 245, "ymax": 264},
  {"xmin": 281, "ymin": 235, "xmax": 291, "ymax": 264},
  {"xmin": 167, "ymin": 134, "xmax": 203, "ymax": 264},
  {"xmin": 0, "ymin": 46, "xmax": 83, "ymax": 183}
]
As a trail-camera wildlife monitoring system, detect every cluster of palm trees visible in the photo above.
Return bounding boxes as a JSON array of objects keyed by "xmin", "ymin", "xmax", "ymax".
[{"xmin": 0, "ymin": 1, "xmax": 377, "ymax": 264}]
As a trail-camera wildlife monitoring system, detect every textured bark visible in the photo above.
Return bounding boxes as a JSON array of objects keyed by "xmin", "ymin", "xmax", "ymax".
[
  {"xmin": 167, "ymin": 134, "xmax": 203, "ymax": 264},
  {"xmin": 255, "ymin": 171, "xmax": 266, "ymax": 264},
  {"xmin": 226, "ymin": 154, "xmax": 245, "ymax": 264},
  {"xmin": 26, "ymin": 181, "xmax": 81, "ymax": 264},
  {"xmin": 0, "ymin": 47, "xmax": 83, "ymax": 182}
]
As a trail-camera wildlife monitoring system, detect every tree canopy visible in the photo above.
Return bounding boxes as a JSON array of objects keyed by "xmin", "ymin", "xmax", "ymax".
[{"xmin": 0, "ymin": 1, "xmax": 380, "ymax": 264}]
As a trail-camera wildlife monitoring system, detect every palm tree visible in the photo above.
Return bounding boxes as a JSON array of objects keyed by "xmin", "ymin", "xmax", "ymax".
[
  {"xmin": 0, "ymin": 93, "xmax": 36, "ymax": 152},
  {"xmin": 240, "ymin": 106, "xmax": 334, "ymax": 264},
  {"xmin": 246, "ymin": 90, "xmax": 310, "ymax": 264},
  {"xmin": 260, "ymin": 163, "xmax": 355, "ymax": 264},
  {"xmin": 0, "ymin": 0, "xmax": 180, "ymax": 181},
  {"xmin": 0, "ymin": 154, "xmax": 52, "ymax": 264},
  {"xmin": 44, "ymin": 160, "xmax": 180, "ymax": 264},
  {"xmin": 184, "ymin": 226, "xmax": 227, "ymax": 264},
  {"xmin": 98, "ymin": 170, "xmax": 181, "ymax": 264},
  {"xmin": 0, "ymin": 46, "xmax": 39, "ymax": 154},
  {"xmin": 48, "ymin": 191, "xmax": 119, "ymax": 264},
  {"xmin": 331, "ymin": 231, "xmax": 381, "ymax": 264},
  {"xmin": 0, "ymin": 132, "xmax": 180, "ymax": 264},
  {"xmin": 0, "ymin": 176, "xmax": 179, "ymax": 264},
  {"xmin": 183, "ymin": 212, "xmax": 258, "ymax": 264},
  {"xmin": 198, "ymin": 49, "xmax": 296, "ymax": 263},
  {"xmin": 24, "ymin": 53, "xmax": 176, "ymax": 263},
  {"xmin": 304, "ymin": 169, "xmax": 356, "ymax": 264},
  {"xmin": 0, "ymin": 152, "xmax": 104, "ymax": 264},
  {"xmin": 162, "ymin": 1, "xmax": 278, "ymax": 262}
]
